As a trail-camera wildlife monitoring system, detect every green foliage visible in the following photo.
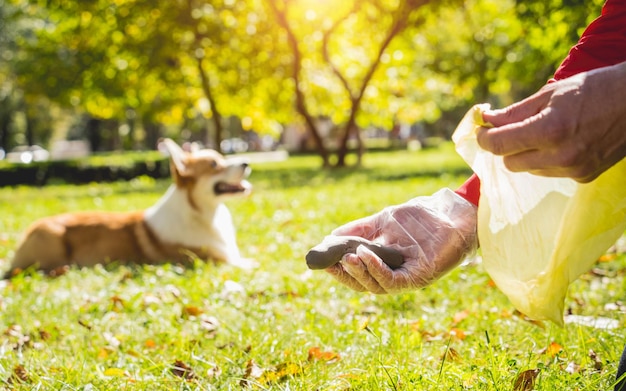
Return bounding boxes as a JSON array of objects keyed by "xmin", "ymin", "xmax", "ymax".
[
  {"xmin": 1, "ymin": 0, "xmax": 605, "ymax": 151},
  {"xmin": 0, "ymin": 146, "xmax": 624, "ymax": 389}
]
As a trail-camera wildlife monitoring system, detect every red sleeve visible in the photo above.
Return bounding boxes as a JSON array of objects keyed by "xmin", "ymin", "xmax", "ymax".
[
  {"xmin": 455, "ymin": 0, "xmax": 626, "ymax": 206},
  {"xmin": 455, "ymin": 173, "xmax": 480, "ymax": 206},
  {"xmin": 552, "ymin": 0, "xmax": 626, "ymax": 81}
]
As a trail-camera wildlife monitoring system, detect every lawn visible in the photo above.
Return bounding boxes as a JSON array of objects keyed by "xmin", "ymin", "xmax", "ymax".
[{"xmin": 0, "ymin": 143, "xmax": 624, "ymax": 390}]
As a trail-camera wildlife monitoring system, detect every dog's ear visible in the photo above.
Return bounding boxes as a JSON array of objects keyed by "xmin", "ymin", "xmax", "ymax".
[{"xmin": 159, "ymin": 138, "xmax": 189, "ymax": 177}]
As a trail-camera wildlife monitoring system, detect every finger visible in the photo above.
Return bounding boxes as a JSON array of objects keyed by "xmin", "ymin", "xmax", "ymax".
[
  {"xmin": 502, "ymin": 145, "xmax": 609, "ymax": 183},
  {"xmin": 342, "ymin": 252, "xmax": 387, "ymax": 294},
  {"xmin": 482, "ymin": 89, "xmax": 551, "ymax": 127},
  {"xmin": 476, "ymin": 108, "xmax": 553, "ymax": 156},
  {"xmin": 501, "ymin": 145, "xmax": 580, "ymax": 172},
  {"xmin": 331, "ymin": 215, "xmax": 379, "ymax": 240},
  {"xmin": 526, "ymin": 168, "xmax": 600, "ymax": 183},
  {"xmin": 325, "ymin": 263, "xmax": 368, "ymax": 292},
  {"xmin": 352, "ymin": 246, "xmax": 393, "ymax": 293}
]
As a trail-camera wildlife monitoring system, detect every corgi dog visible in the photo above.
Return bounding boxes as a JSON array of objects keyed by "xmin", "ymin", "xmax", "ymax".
[{"xmin": 5, "ymin": 138, "xmax": 252, "ymax": 278}]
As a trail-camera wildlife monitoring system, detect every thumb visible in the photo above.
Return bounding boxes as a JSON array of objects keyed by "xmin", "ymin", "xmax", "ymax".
[
  {"xmin": 482, "ymin": 88, "xmax": 552, "ymax": 127},
  {"xmin": 331, "ymin": 215, "xmax": 379, "ymax": 240}
]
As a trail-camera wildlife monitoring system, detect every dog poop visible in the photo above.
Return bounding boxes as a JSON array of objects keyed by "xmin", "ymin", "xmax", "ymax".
[{"xmin": 306, "ymin": 235, "xmax": 404, "ymax": 270}]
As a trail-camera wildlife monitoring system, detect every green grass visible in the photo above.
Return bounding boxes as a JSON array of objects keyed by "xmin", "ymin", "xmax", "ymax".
[{"xmin": 0, "ymin": 143, "xmax": 624, "ymax": 390}]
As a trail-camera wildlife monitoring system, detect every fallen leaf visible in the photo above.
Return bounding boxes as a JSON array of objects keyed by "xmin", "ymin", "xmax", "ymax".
[
  {"xmin": 448, "ymin": 328, "xmax": 467, "ymax": 341},
  {"xmin": 110, "ymin": 296, "xmax": 125, "ymax": 310},
  {"xmin": 183, "ymin": 306, "xmax": 203, "ymax": 317},
  {"xmin": 241, "ymin": 360, "xmax": 264, "ymax": 387},
  {"xmin": 589, "ymin": 349, "xmax": 603, "ymax": 371},
  {"xmin": 48, "ymin": 265, "xmax": 69, "ymax": 277},
  {"xmin": 452, "ymin": 309, "xmax": 470, "ymax": 325},
  {"xmin": 598, "ymin": 253, "xmax": 617, "ymax": 262},
  {"xmin": 545, "ymin": 342, "xmax": 563, "ymax": 357},
  {"xmin": 307, "ymin": 347, "xmax": 340, "ymax": 362},
  {"xmin": 441, "ymin": 347, "xmax": 462, "ymax": 363},
  {"xmin": 513, "ymin": 369, "xmax": 540, "ymax": 391},
  {"xmin": 8, "ymin": 365, "xmax": 29, "ymax": 384},
  {"xmin": 171, "ymin": 360, "xmax": 197, "ymax": 380},
  {"xmin": 38, "ymin": 329, "xmax": 52, "ymax": 341}
]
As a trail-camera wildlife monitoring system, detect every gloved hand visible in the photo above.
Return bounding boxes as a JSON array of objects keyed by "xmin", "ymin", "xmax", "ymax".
[{"xmin": 325, "ymin": 188, "xmax": 478, "ymax": 294}]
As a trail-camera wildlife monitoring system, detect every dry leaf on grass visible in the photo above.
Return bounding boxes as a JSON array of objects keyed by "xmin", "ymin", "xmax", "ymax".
[
  {"xmin": 513, "ymin": 369, "xmax": 540, "ymax": 391},
  {"xmin": 307, "ymin": 347, "xmax": 340, "ymax": 363},
  {"xmin": 183, "ymin": 305, "xmax": 203, "ymax": 317},
  {"xmin": 589, "ymin": 349, "xmax": 603, "ymax": 371},
  {"xmin": 544, "ymin": 341, "xmax": 563, "ymax": 358},
  {"xmin": 452, "ymin": 309, "xmax": 470, "ymax": 325},
  {"xmin": 441, "ymin": 347, "xmax": 462, "ymax": 363},
  {"xmin": 171, "ymin": 360, "xmax": 197, "ymax": 380},
  {"xmin": 241, "ymin": 359, "xmax": 264, "ymax": 387},
  {"xmin": 7, "ymin": 365, "xmax": 30, "ymax": 385},
  {"xmin": 448, "ymin": 327, "xmax": 467, "ymax": 341}
]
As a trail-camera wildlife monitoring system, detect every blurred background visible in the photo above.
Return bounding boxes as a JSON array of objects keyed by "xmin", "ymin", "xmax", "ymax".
[{"xmin": 0, "ymin": 0, "xmax": 603, "ymax": 167}]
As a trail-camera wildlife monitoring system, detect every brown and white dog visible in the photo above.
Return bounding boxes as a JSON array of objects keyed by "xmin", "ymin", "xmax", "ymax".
[{"xmin": 5, "ymin": 139, "xmax": 252, "ymax": 278}]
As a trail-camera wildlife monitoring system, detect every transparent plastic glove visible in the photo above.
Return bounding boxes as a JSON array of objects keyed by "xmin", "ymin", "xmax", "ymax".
[{"xmin": 325, "ymin": 188, "xmax": 478, "ymax": 294}]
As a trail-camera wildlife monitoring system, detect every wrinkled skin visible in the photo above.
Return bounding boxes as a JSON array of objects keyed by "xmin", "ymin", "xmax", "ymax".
[{"xmin": 477, "ymin": 61, "xmax": 626, "ymax": 183}]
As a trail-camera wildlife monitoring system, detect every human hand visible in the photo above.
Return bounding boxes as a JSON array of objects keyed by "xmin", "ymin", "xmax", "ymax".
[
  {"xmin": 324, "ymin": 188, "xmax": 478, "ymax": 294},
  {"xmin": 477, "ymin": 61, "xmax": 626, "ymax": 183}
]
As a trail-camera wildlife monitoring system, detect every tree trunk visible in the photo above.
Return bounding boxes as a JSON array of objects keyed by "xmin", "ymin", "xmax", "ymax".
[
  {"xmin": 268, "ymin": 0, "xmax": 330, "ymax": 167},
  {"xmin": 329, "ymin": 0, "xmax": 430, "ymax": 167},
  {"xmin": 0, "ymin": 107, "xmax": 11, "ymax": 152},
  {"xmin": 196, "ymin": 58, "xmax": 223, "ymax": 151}
]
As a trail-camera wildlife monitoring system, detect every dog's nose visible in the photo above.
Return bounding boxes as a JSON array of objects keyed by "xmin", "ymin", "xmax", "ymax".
[{"xmin": 241, "ymin": 162, "xmax": 249, "ymax": 169}]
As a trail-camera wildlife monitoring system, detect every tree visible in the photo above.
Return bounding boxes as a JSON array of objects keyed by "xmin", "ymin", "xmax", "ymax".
[
  {"xmin": 269, "ymin": 0, "xmax": 438, "ymax": 167},
  {"xmin": 7, "ymin": 0, "xmax": 290, "ymax": 151},
  {"xmin": 2, "ymin": 0, "xmax": 604, "ymax": 160}
]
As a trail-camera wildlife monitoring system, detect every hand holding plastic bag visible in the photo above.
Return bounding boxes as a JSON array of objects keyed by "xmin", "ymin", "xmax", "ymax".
[
  {"xmin": 325, "ymin": 188, "xmax": 478, "ymax": 294},
  {"xmin": 453, "ymin": 104, "xmax": 626, "ymax": 325}
]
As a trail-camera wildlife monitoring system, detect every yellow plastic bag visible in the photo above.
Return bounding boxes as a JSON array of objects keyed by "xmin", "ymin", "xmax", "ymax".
[{"xmin": 453, "ymin": 104, "xmax": 626, "ymax": 325}]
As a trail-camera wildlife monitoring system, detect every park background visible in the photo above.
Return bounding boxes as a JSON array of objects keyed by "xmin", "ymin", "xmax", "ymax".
[
  {"xmin": 1, "ymin": 0, "xmax": 626, "ymax": 390},
  {"xmin": 0, "ymin": 0, "xmax": 606, "ymax": 167}
]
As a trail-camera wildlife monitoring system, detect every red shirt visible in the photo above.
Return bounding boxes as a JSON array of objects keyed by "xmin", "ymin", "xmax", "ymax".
[{"xmin": 455, "ymin": 0, "xmax": 626, "ymax": 206}]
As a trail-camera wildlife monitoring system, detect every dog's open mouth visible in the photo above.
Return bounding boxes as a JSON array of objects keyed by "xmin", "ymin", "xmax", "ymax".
[{"xmin": 214, "ymin": 180, "xmax": 252, "ymax": 195}]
